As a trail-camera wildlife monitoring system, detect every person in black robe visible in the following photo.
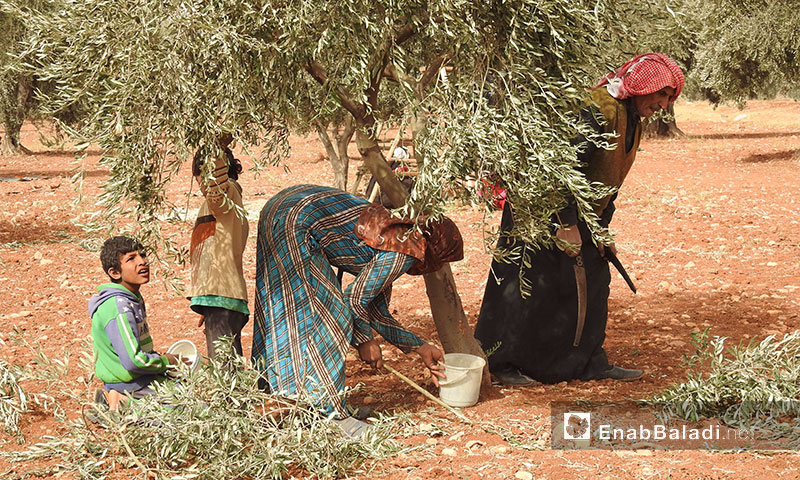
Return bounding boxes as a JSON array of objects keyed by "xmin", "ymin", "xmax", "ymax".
[{"xmin": 475, "ymin": 53, "xmax": 685, "ymax": 385}]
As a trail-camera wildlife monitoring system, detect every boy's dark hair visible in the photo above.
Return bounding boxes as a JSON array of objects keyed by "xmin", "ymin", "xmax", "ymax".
[
  {"xmin": 100, "ymin": 236, "xmax": 144, "ymax": 281},
  {"xmin": 192, "ymin": 147, "xmax": 243, "ymax": 181}
]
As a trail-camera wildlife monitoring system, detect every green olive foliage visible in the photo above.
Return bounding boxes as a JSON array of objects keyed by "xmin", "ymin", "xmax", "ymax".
[
  {"xmin": 689, "ymin": 0, "xmax": 800, "ymax": 104},
  {"xmin": 2, "ymin": 0, "xmax": 663, "ymax": 264}
]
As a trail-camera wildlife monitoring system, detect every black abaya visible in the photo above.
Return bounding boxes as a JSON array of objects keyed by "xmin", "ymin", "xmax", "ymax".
[{"xmin": 474, "ymin": 205, "xmax": 612, "ymax": 383}]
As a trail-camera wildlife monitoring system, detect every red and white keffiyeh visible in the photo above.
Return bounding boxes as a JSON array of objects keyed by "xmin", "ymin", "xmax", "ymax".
[{"xmin": 593, "ymin": 53, "xmax": 684, "ymax": 102}]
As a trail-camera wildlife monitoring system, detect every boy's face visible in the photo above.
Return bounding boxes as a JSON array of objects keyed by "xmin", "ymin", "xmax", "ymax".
[{"xmin": 107, "ymin": 250, "xmax": 150, "ymax": 293}]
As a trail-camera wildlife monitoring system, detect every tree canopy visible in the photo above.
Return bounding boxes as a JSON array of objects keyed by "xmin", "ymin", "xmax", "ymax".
[
  {"xmin": 3, "ymin": 0, "xmax": 798, "ymax": 219},
  {"xmin": 2, "ymin": 0, "xmax": 655, "ymax": 254}
]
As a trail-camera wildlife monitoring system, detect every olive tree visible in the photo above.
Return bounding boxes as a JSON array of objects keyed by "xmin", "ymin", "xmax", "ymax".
[
  {"xmin": 0, "ymin": 2, "xmax": 33, "ymax": 153},
  {"xmin": 288, "ymin": 75, "xmax": 358, "ymax": 191},
  {"xmin": 689, "ymin": 0, "xmax": 800, "ymax": 104},
  {"xmin": 1, "ymin": 0, "xmax": 89, "ymax": 153},
  {"xmin": 7, "ymin": 0, "xmax": 647, "ymax": 358}
]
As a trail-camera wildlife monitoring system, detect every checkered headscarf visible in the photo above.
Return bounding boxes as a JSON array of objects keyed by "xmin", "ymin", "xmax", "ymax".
[{"xmin": 593, "ymin": 53, "xmax": 684, "ymax": 102}]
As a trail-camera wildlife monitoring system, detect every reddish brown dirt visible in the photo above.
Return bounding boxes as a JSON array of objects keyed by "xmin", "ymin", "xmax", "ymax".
[{"xmin": 1, "ymin": 99, "xmax": 799, "ymax": 479}]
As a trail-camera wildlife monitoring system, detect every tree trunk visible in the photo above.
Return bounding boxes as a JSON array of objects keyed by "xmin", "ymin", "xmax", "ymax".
[
  {"xmin": 643, "ymin": 103, "xmax": 684, "ymax": 138},
  {"xmin": 316, "ymin": 126, "xmax": 347, "ymax": 190},
  {"xmin": 405, "ymin": 97, "xmax": 490, "ymax": 388},
  {"xmin": 409, "ymin": 111, "xmax": 427, "ymax": 165},
  {"xmin": 355, "ymin": 128, "xmax": 409, "ymax": 206},
  {"xmin": 316, "ymin": 118, "xmax": 356, "ymax": 191},
  {"xmin": 333, "ymin": 117, "xmax": 355, "ymax": 189},
  {"xmin": 423, "ymin": 264, "xmax": 484, "ymax": 356},
  {"xmin": 1, "ymin": 75, "xmax": 33, "ymax": 155}
]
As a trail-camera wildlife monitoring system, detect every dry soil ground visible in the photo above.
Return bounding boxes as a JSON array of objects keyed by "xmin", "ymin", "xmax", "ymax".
[{"xmin": 1, "ymin": 98, "xmax": 799, "ymax": 479}]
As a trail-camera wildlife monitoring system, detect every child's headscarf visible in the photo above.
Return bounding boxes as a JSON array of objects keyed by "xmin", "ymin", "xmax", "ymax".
[{"xmin": 593, "ymin": 53, "xmax": 685, "ymax": 102}]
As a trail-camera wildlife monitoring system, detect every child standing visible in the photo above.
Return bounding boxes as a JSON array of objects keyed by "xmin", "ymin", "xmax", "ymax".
[
  {"xmin": 189, "ymin": 143, "xmax": 249, "ymax": 358},
  {"xmin": 89, "ymin": 236, "xmax": 180, "ymax": 403}
]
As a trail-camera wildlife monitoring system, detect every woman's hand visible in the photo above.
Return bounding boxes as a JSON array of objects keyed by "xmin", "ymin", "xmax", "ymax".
[
  {"xmin": 414, "ymin": 343, "xmax": 446, "ymax": 387},
  {"xmin": 358, "ymin": 339, "xmax": 383, "ymax": 369}
]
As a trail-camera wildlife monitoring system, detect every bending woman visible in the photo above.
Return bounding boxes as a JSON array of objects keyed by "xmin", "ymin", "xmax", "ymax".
[
  {"xmin": 251, "ymin": 184, "xmax": 463, "ymax": 418},
  {"xmin": 475, "ymin": 53, "xmax": 684, "ymax": 385}
]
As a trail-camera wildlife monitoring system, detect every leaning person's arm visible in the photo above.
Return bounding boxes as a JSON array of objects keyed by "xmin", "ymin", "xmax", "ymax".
[
  {"xmin": 345, "ymin": 251, "xmax": 425, "ymax": 353},
  {"xmin": 365, "ymin": 290, "xmax": 425, "ymax": 352},
  {"xmin": 104, "ymin": 313, "xmax": 169, "ymax": 375}
]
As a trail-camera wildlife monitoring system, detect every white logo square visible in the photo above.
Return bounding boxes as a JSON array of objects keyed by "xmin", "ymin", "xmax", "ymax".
[{"xmin": 563, "ymin": 412, "xmax": 591, "ymax": 440}]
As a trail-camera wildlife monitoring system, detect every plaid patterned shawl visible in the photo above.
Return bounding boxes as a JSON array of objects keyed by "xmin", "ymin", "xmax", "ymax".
[{"xmin": 251, "ymin": 185, "xmax": 425, "ymax": 417}]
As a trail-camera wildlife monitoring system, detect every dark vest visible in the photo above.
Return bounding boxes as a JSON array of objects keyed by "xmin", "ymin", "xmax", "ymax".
[{"xmin": 584, "ymin": 88, "xmax": 642, "ymax": 214}]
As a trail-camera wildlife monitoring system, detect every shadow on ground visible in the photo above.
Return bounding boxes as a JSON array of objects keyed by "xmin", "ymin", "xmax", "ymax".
[
  {"xmin": 739, "ymin": 149, "xmax": 798, "ymax": 163},
  {"xmin": 689, "ymin": 131, "xmax": 800, "ymax": 140},
  {"xmin": 0, "ymin": 219, "xmax": 86, "ymax": 245}
]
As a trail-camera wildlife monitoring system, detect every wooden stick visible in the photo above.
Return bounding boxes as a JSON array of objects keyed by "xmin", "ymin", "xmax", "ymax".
[
  {"xmin": 385, "ymin": 119, "xmax": 406, "ymax": 160},
  {"xmin": 384, "ymin": 364, "xmax": 472, "ymax": 424},
  {"xmin": 368, "ymin": 182, "xmax": 381, "ymax": 203}
]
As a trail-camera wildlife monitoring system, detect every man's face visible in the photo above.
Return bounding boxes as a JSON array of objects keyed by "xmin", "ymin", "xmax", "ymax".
[
  {"xmin": 633, "ymin": 86, "xmax": 676, "ymax": 118},
  {"xmin": 108, "ymin": 250, "xmax": 150, "ymax": 292}
]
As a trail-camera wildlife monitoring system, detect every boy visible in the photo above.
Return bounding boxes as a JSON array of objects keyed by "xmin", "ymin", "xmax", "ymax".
[{"xmin": 89, "ymin": 236, "xmax": 181, "ymax": 407}]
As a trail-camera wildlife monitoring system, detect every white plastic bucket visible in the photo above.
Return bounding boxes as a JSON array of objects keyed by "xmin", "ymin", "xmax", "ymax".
[
  {"xmin": 167, "ymin": 339, "xmax": 200, "ymax": 372},
  {"xmin": 438, "ymin": 353, "xmax": 485, "ymax": 408}
]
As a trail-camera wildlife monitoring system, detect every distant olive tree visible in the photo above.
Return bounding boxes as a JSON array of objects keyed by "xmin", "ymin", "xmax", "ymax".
[
  {"xmin": 690, "ymin": 0, "xmax": 800, "ymax": 105},
  {"xmin": 1, "ymin": 1, "xmax": 90, "ymax": 153},
  {"xmin": 6, "ymin": 0, "xmax": 651, "ymax": 357},
  {"xmin": 0, "ymin": 2, "xmax": 33, "ymax": 153}
]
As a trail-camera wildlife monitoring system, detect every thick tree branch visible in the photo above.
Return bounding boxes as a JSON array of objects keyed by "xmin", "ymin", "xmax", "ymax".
[
  {"xmin": 306, "ymin": 61, "xmax": 366, "ymax": 121},
  {"xmin": 418, "ymin": 55, "xmax": 449, "ymax": 91},
  {"xmin": 384, "ymin": 63, "xmax": 407, "ymax": 85},
  {"xmin": 394, "ymin": 8, "xmax": 433, "ymax": 46},
  {"xmin": 385, "ymin": 54, "xmax": 449, "ymax": 98},
  {"xmin": 394, "ymin": 22, "xmax": 416, "ymax": 45}
]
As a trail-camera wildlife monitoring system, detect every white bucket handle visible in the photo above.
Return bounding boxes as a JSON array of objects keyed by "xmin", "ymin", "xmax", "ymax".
[{"xmin": 438, "ymin": 368, "xmax": 469, "ymax": 386}]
